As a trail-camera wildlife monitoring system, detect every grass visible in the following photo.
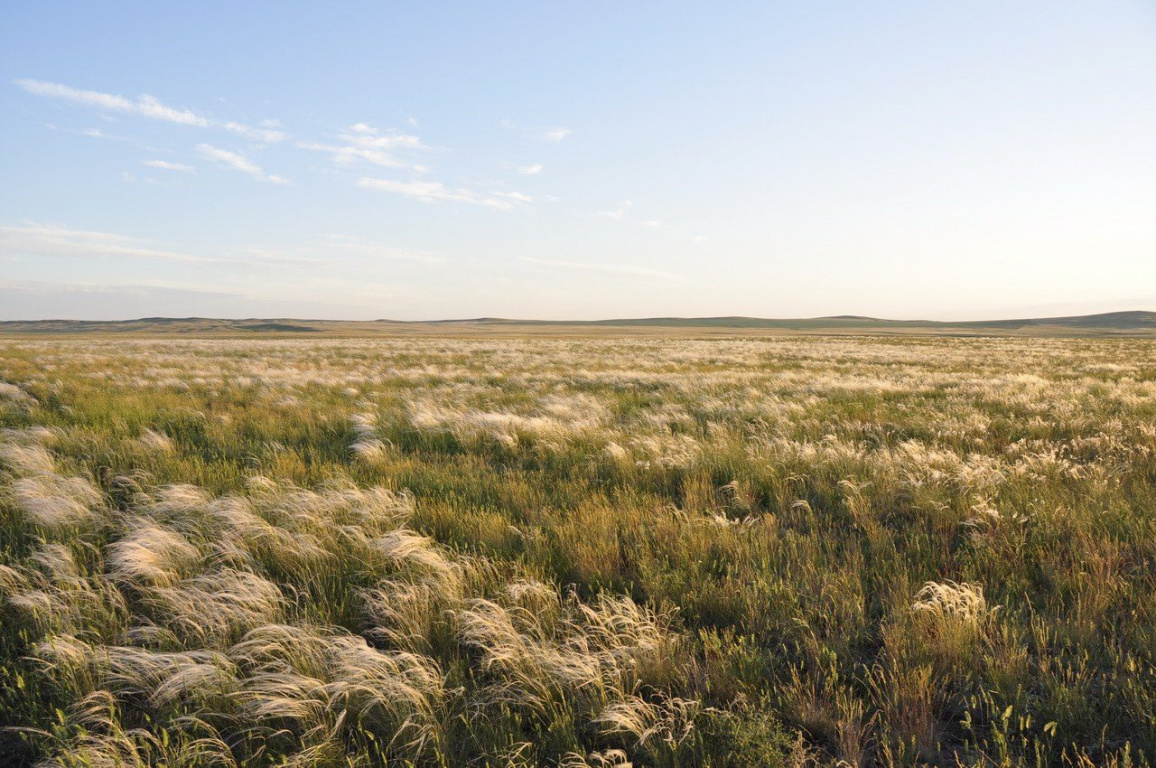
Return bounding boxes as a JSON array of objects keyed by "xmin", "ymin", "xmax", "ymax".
[{"xmin": 1, "ymin": 333, "xmax": 1154, "ymax": 766}]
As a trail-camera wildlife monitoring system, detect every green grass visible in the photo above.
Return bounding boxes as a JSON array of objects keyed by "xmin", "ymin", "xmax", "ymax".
[{"xmin": 1, "ymin": 334, "xmax": 1154, "ymax": 767}]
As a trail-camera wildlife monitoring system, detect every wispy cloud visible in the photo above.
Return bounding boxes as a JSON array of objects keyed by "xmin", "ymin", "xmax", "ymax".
[
  {"xmin": 538, "ymin": 128, "xmax": 571, "ymax": 142},
  {"xmin": 245, "ymin": 234, "xmax": 443, "ymax": 266},
  {"xmin": 0, "ymin": 224, "xmax": 219, "ymax": 264},
  {"xmin": 44, "ymin": 124, "xmax": 131, "ymax": 142},
  {"xmin": 345, "ymin": 123, "xmax": 424, "ymax": 148},
  {"xmin": 590, "ymin": 202, "xmax": 660, "ymax": 228},
  {"xmin": 299, "ymin": 122, "xmax": 426, "ymax": 169},
  {"xmin": 501, "ymin": 120, "xmax": 571, "ymax": 143},
  {"xmin": 79, "ymin": 127, "xmax": 127, "ymax": 140},
  {"xmin": 521, "ymin": 256, "xmax": 687, "ymax": 282},
  {"xmin": 592, "ymin": 200, "xmax": 632, "ymax": 220},
  {"xmin": 0, "ymin": 279, "xmax": 379, "ymax": 322},
  {"xmin": 493, "ymin": 190, "xmax": 534, "ymax": 204},
  {"xmin": 1, "ymin": 224, "xmax": 441, "ymax": 273},
  {"xmin": 298, "ymin": 142, "xmax": 404, "ymax": 168},
  {"xmin": 143, "ymin": 159, "xmax": 194, "ymax": 173},
  {"xmin": 320, "ymin": 234, "xmax": 443, "ymax": 264},
  {"xmin": 224, "ymin": 121, "xmax": 288, "ymax": 143},
  {"xmin": 358, "ymin": 177, "xmax": 521, "ymax": 210},
  {"xmin": 16, "ymin": 78, "xmax": 208, "ymax": 126},
  {"xmin": 16, "ymin": 78, "xmax": 286, "ymax": 142},
  {"xmin": 197, "ymin": 144, "xmax": 288, "ymax": 184},
  {"xmin": 518, "ymin": 163, "xmax": 544, "ymax": 175}
]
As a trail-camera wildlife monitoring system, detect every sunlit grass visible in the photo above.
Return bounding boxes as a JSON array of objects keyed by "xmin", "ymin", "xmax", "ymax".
[{"xmin": 2, "ymin": 334, "xmax": 1155, "ymax": 766}]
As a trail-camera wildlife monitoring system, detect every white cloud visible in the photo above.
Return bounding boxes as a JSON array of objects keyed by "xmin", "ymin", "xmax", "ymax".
[
  {"xmin": 592, "ymin": 201, "xmax": 633, "ymax": 220},
  {"xmin": 358, "ymin": 177, "xmax": 515, "ymax": 209},
  {"xmin": 358, "ymin": 177, "xmax": 482, "ymax": 205},
  {"xmin": 16, "ymin": 79, "xmax": 208, "ymax": 126},
  {"xmin": 493, "ymin": 190, "xmax": 534, "ymax": 203},
  {"xmin": 223, "ymin": 121, "xmax": 288, "ymax": 142},
  {"xmin": 521, "ymin": 256, "xmax": 687, "ymax": 282},
  {"xmin": 1, "ymin": 225, "xmax": 443, "ymax": 276},
  {"xmin": 80, "ymin": 127, "xmax": 120, "ymax": 140},
  {"xmin": 16, "ymin": 78, "xmax": 287, "ymax": 142},
  {"xmin": 352, "ymin": 133, "xmax": 424, "ymax": 150},
  {"xmin": 197, "ymin": 144, "xmax": 288, "ymax": 184},
  {"xmin": 0, "ymin": 224, "xmax": 218, "ymax": 264},
  {"xmin": 298, "ymin": 141, "xmax": 406, "ymax": 168},
  {"xmin": 134, "ymin": 94, "xmax": 207, "ymax": 126},
  {"xmin": 539, "ymin": 128, "xmax": 571, "ymax": 142},
  {"xmin": 590, "ymin": 202, "xmax": 659, "ymax": 228},
  {"xmin": 322, "ymin": 234, "xmax": 442, "ymax": 263},
  {"xmin": 47, "ymin": 125, "xmax": 133, "ymax": 142},
  {"xmin": 17, "ymin": 79, "xmax": 131, "ymax": 111},
  {"xmin": 501, "ymin": 120, "xmax": 571, "ymax": 143},
  {"xmin": 518, "ymin": 163, "xmax": 544, "ymax": 175},
  {"xmin": 298, "ymin": 122, "xmax": 425, "ymax": 168},
  {"xmin": 0, "ymin": 279, "xmax": 383, "ymax": 322},
  {"xmin": 250, "ymin": 234, "xmax": 443, "ymax": 266},
  {"xmin": 143, "ymin": 159, "xmax": 194, "ymax": 172},
  {"xmin": 299, "ymin": 123, "xmax": 426, "ymax": 169}
]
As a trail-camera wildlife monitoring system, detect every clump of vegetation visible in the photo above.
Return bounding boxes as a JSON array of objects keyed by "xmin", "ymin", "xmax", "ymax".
[{"xmin": 2, "ymin": 334, "xmax": 1155, "ymax": 766}]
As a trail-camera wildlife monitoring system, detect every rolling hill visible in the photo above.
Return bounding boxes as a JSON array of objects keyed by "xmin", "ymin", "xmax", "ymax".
[{"xmin": 1, "ymin": 311, "xmax": 1154, "ymax": 336}]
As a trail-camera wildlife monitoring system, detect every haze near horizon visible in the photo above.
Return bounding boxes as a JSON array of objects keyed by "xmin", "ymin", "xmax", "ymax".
[{"xmin": 2, "ymin": 2, "xmax": 1155, "ymax": 321}]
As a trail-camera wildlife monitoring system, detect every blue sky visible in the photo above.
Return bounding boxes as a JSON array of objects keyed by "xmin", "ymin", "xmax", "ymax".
[{"xmin": 2, "ymin": 1, "xmax": 1155, "ymax": 321}]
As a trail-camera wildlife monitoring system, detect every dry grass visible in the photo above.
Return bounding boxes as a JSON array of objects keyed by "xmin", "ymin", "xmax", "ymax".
[{"xmin": 1, "ymin": 335, "xmax": 1154, "ymax": 766}]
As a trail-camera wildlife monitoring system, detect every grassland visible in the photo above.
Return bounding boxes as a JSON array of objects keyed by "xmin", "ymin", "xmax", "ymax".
[{"xmin": 1, "ymin": 333, "xmax": 1154, "ymax": 767}]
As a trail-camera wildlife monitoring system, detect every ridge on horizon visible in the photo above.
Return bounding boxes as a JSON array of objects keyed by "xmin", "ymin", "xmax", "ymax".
[{"xmin": 1, "ymin": 310, "xmax": 1155, "ymax": 335}]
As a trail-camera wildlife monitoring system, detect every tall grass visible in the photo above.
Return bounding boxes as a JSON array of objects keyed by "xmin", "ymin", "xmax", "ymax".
[{"xmin": 2, "ymin": 335, "xmax": 1155, "ymax": 766}]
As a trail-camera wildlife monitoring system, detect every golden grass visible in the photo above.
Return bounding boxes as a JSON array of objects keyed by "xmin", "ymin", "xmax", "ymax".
[{"xmin": 1, "ymin": 334, "xmax": 1154, "ymax": 766}]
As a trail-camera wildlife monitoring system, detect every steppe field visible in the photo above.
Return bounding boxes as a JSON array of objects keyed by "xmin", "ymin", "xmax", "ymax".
[{"xmin": 1, "ymin": 333, "xmax": 1154, "ymax": 768}]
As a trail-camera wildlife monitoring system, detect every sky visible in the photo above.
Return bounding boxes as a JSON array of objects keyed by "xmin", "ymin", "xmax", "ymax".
[{"xmin": 2, "ymin": 1, "xmax": 1155, "ymax": 321}]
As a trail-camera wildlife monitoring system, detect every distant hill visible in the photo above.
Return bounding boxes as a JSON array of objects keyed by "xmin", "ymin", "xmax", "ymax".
[
  {"xmin": 422, "ymin": 311, "xmax": 1156, "ymax": 331},
  {"xmin": 1, "ymin": 311, "xmax": 1154, "ymax": 336},
  {"xmin": 427, "ymin": 311, "xmax": 1156, "ymax": 334},
  {"xmin": 956, "ymin": 310, "xmax": 1156, "ymax": 330},
  {"xmin": 0, "ymin": 318, "xmax": 326, "ymax": 335}
]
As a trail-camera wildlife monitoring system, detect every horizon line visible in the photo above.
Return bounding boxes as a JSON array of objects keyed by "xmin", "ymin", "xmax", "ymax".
[{"xmin": 3, "ymin": 309, "xmax": 1156, "ymax": 326}]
